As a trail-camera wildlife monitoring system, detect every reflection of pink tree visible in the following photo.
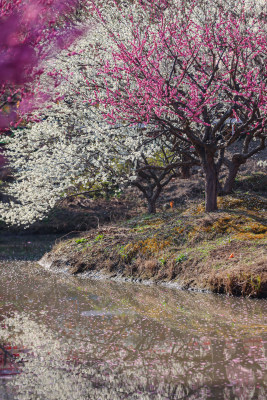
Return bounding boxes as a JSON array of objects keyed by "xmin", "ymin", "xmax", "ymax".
[
  {"xmin": 0, "ymin": 146, "xmax": 8, "ymax": 181},
  {"xmin": 0, "ymin": 148, "xmax": 5, "ymax": 167},
  {"xmin": 224, "ymin": 337, "xmax": 265, "ymax": 399},
  {"xmin": 0, "ymin": 343, "xmax": 21, "ymax": 377},
  {"xmin": 0, "ymin": 0, "xmax": 84, "ymax": 131}
]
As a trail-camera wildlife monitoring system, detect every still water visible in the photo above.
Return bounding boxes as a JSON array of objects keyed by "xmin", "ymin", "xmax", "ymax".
[{"xmin": 0, "ymin": 236, "xmax": 266, "ymax": 399}]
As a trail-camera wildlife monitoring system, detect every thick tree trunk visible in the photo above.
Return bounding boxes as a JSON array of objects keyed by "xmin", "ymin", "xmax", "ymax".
[
  {"xmin": 147, "ymin": 198, "xmax": 157, "ymax": 214},
  {"xmin": 146, "ymin": 184, "xmax": 163, "ymax": 214},
  {"xmin": 222, "ymin": 155, "xmax": 246, "ymax": 195},
  {"xmin": 223, "ymin": 163, "xmax": 240, "ymax": 194},
  {"xmin": 133, "ymin": 181, "xmax": 160, "ymax": 214},
  {"xmin": 203, "ymin": 155, "xmax": 218, "ymax": 212}
]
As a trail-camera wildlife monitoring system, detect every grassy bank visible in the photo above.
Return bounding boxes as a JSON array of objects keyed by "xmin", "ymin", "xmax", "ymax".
[{"xmin": 40, "ymin": 193, "xmax": 267, "ymax": 298}]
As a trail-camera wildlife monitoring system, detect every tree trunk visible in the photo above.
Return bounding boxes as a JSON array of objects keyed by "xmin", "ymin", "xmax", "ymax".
[
  {"xmin": 146, "ymin": 184, "xmax": 163, "ymax": 214},
  {"xmin": 147, "ymin": 198, "xmax": 157, "ymax": 214},
  {"xmin": 180, "ymin": 164, "xmax": 191, "ymax": 179},
  {"xmin": 223, "ymin": 163, "xmax": 240, "ymax": 194},
  {"xmin": 203, "ymin": 155, "xmax": 218, "ymax": 212},
  {"xmin": 132, "ymin": 181, "xmax": 159, "ymax": 214}
]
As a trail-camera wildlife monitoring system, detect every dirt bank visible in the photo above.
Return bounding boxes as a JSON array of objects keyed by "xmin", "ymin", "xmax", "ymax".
[{"xmin": 39, "ymin": 193, "xmax": 267, "ymax": 298}]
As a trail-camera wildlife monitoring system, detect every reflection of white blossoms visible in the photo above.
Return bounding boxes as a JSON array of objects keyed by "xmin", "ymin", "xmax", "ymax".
[
  {"xmin": 0, "ymin": 312, "xmax": 203, "ymax": 400},
  {"xmin": 2, "ymin": 310, "xmax": 264, "ymax": 400},
  {"xmin": 0, "ymin": 256, "xmax": 266, "ymax": 400}
]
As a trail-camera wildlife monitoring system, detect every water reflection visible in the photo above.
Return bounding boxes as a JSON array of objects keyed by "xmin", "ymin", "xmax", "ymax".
[
  {"xmin": 0, "ymin": 344, "xmax": 20, "ymax": 378},
  {"xmin": 0, "ymin": 234, "xmax": 62, "ymax": 261},
  {"xmin": 0, "ymin": 258, "xmax": 266, "ymax": 399}
]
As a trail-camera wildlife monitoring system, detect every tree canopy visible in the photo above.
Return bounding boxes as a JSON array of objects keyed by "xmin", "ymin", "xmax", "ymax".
[{"xmin": 0, "ymin": 0, "xmax": 266, "ymax": 226}]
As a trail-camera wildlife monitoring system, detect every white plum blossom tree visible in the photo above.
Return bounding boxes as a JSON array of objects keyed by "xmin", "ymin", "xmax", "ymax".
[
  {"xmin": 0, "ymin": 95, "xmax": 186, "ymax": 226},
  {"xmin": 0, "ymin": 2, "xmax": 196, "ymax": 226}
]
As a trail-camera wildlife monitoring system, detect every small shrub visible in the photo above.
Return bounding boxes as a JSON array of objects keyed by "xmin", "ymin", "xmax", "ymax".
[
  {"xmin": 118, "ymin": 245, "xmax": 128, "ymax": 260},
  {"xmin": 75, "ymin": 238, "xmax": 87, "ymax": 244},
  {"xmin": 175, "ymin": 254, "xmax": 187, "ymax": 263},
  {"xmin": 158, "ymin": 257, "xmax": 167, "ymax": 266},
  {"xmin": 94, "ymin": 234, "xmax": 104, "ymax": 241}
]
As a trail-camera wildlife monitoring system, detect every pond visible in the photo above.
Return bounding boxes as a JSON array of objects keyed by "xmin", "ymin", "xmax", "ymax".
[{"xmin": 0, "ymin": 235, "xmax": 266, "ymax": 399}]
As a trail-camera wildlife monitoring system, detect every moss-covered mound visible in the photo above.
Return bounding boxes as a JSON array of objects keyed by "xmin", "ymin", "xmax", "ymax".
[{"xmin": 40, "ymin": 193, "xmax": 267, "ymax": 298}]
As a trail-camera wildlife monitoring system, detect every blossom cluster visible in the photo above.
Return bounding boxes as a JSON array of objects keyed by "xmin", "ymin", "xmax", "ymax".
[{"xmin": 85, "ymin": 0, "xmax": 266, "ymax": 132}]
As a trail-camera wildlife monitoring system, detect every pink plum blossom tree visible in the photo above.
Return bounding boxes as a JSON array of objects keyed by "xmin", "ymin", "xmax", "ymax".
[{"xmin": 84, "ymin": 0, "xmax": 266, "ymax": 211}]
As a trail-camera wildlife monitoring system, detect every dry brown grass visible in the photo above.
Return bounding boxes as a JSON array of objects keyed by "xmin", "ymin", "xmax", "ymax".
[{"xmin": 42, "ymin": 192, "xmax": 267, "ymax": 298}]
